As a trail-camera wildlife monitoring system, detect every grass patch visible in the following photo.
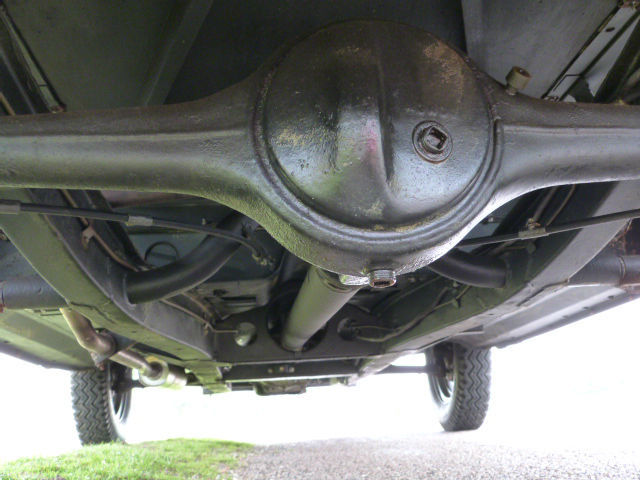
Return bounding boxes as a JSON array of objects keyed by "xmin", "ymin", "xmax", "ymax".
[{"xmin": 0, "ymin": 438, "xmax": 252, "ymax": 480}]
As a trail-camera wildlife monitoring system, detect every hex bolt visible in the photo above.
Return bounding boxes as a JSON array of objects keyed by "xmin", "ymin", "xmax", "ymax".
[
  {"xmin": 505, "ymin": 66, "xmax": 531, "ymax": 95},
  {"xmin": 619, "ymin": 1, "xmax": 640, "ymax": 10},
  {"xmin": 368, "ymin": 270, "xmax": 397, "ymax": 288}
]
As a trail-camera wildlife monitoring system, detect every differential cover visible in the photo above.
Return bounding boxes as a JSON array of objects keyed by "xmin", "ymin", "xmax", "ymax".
[{"xmin": 264, "ymin": 21, "xmax": 492, "ymax": 230}]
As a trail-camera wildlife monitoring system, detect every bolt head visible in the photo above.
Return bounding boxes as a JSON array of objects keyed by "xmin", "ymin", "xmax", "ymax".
[
  {"xmin": 505, "ymin": 66, "xmax": 531, "ymax": 95},
  {"xmin": 412, "ymin": 121, "xmax": 453, "ymax": 163}
]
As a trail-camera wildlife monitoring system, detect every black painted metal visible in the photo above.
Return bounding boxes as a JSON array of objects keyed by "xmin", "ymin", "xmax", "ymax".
[
  {"xmin": 281, "ymin": 266, "xmax": 360, "ymax": 351},
  {"xmin": 223, "ymin": 360, "xmax": 358, "ymax": 382},
  {"xmin": 125, "ymin": 213, "xmax": 248, "ymax": 303},
  {"xmin": 377, "ymin": 364, "xmax": 441, "ymax": 375},
  {"xmin": 0, "ymin": 276, "xmax": 66, "ymax": 309},
  {"xmin": 459, "ymin": 207, "xmax": 640, "ymax": 248},
  {"xmin": 214, "ymin": 304, "xmax": 382, "ymax": 365},
  {"xmin": 0, "ymin": 21, "xmax": 639, "ymax": 277},
  {"xmin": 428, "ymin": 251, "xmax": 506, "ymax": 288},
  {"xmin": 570, "ymin": 250, "xmax": 640, "ymax": 286}
]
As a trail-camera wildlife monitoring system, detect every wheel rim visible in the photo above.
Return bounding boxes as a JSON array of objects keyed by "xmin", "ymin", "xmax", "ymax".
[
  {"xmin": 107, "ymin": 363, "xmax": 132, "ymax": 428},
  {"xmin": 430, "ymin": 374, "xmax": 454, "ymax": 407},
  {"xmin": 427, "ymin": 345, "xmax": 455, "ymax": 408}
]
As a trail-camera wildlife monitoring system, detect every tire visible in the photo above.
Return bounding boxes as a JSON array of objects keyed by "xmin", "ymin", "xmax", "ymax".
[
  {"xmin": 70, "ymin": 362, "xmax": 132, "ymax": 445},
  {"xmin": 426, "ymin": 343, "xmax": 491, "ymax": 432}
]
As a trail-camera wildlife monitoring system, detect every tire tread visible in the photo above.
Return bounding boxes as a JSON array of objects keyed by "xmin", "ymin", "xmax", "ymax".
[
  {"xmin": 428, "ymin": 343, "xmax": 491, "ymax": 432},
  {"xmin": 70, "ymin": 368, "xmax": 118, "ymax": 445},
  {"xmin": 442, "ymin": 344, "xmax": 491, "ymax": 431}
]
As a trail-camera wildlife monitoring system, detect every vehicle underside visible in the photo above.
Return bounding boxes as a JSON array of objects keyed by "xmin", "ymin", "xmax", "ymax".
[{"xmin": 2, "ymin": 0, "xmax": 640, "ymax": 440}]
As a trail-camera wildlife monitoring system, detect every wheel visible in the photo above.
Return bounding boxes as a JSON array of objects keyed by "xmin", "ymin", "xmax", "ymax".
[
  {"xmin": 70, "ymin": 362, "xmax": 132, "ymax": 445},
  {"xmin": 426, "ymin": 342, "xmax": 491, "ymax": 432}
]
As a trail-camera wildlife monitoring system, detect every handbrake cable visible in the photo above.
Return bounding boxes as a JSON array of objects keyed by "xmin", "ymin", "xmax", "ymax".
[{"xmin": 0, "ymin": 199, "xmax": 272, "ymax": 265}]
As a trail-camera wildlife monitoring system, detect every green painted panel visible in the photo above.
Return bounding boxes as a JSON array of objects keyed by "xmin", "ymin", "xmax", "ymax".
[
  {"xmin": 5, "ymin": 0, "xmax": 175, "ymax": 109},
  {"xmin": 0, "ymin": 310, "xmax": 92, "ymax": 368}
]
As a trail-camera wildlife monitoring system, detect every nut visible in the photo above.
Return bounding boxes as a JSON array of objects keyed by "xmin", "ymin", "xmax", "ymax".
[
  {"xmin": 368, "ymin": 270, "xmax": 397, "ymax": 288},
  {"xmin": 505, "ymin": 66, "xmax": 531, "ymax": 95},
  {"xmin": 233, "ymin": 322, "xmax": 257, "ymax": 347}
]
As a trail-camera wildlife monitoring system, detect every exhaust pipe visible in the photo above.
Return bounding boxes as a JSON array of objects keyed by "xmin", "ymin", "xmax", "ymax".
[
  {"xmin": 137, "ymin": 355, "xmax": 188, "ymax": 389},
  {"xmin": 60, "ymin": 308, "xmax": 186, "ymax": 389},
  {"xmin": 569, "ymin": 250, "xmax": 640, "ymax": 286},
  {"xmin": 0, "ymin": 276, "xmax": 66, "ymax": 309}
]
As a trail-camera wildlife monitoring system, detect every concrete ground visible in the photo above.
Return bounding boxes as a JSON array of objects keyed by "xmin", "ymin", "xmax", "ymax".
[{"xmin": 236, "ymin": 432, "xmax": 640, "ymax": 480}]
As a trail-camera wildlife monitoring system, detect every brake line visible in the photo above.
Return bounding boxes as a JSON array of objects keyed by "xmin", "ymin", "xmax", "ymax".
[
  {"xmin": 59, "ymin": 189, "xmax": 140, "ymax": 271},
  {"xmin": 0, "ymin": 199, "xmax": 271, "ymax": 264},
  {"xmin": 2, "ymin": 199, "xmax": 636, "ymax": 264},
  {"xmin": 460, "ymin": 207, "xmax": 640, "ymax": 248}
]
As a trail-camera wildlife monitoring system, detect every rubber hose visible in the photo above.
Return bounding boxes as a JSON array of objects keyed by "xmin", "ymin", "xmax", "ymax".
[
  {"xmin": 429, "ymin": 250, "xmax": 507, "ymax": 288},
  {"xmin": 125, "ymin": 213, "xmax": 248, "ymax": 303},
  {"xmin": 569, "ymin": 250, "xmax": 640, "ymax": 286}
]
